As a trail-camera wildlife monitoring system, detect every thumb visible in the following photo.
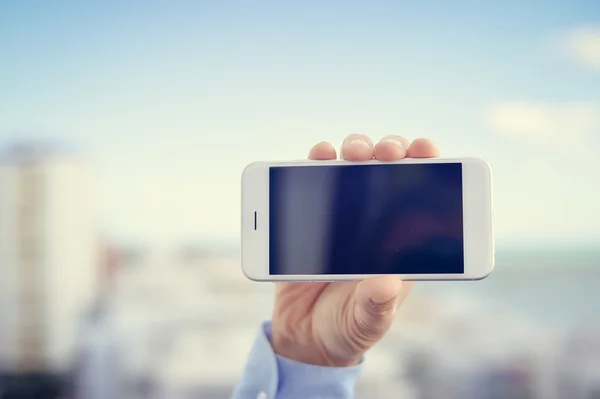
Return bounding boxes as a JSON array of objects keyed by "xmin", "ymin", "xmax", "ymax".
[{"xmin": 352, "ymin": 276, "xmax": 406, "ymax": 340}]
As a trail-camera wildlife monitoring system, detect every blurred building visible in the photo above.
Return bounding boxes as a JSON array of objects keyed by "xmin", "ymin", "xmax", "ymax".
[
  {"xmin": 0, "ymin": 142, "xmax": 98, "ymax": 398},
  {"xmin": 556, "ymin": 324, "xmax": 600, "ymax": 399},
  {"xmin": 66, "ymin": 244, "xmax": 600, "ymax": 399},
  {"xmin": 393, "ymin": 299, "xmax": 561, "ymax": 399},
  {"xmin": 69, "ymin": 250, "xmax": 274, "ymax": 399}
]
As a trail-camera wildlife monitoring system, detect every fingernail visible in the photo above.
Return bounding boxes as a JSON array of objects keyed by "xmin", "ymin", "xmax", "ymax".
[
  {"xmin": 349, "ymin": 139, "xmax": 371, "ymax": 148},
  {"xmin": 366, "ymin": 296, "xmax": 399, "ymax": 316},
  {"xmin": 381, "ymin": 138, "xmax": 404, "ymax": 148}
]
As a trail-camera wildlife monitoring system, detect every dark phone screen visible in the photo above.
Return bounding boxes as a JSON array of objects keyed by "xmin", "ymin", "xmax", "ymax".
[{"xmin": 269, "ymin": 163, "xmax": 464, "ymax": 275}]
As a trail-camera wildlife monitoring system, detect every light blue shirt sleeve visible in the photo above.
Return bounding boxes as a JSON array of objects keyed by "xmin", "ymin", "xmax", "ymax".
[{"xmin": 231, "ymin": 321, "xmax": 363, "ymax": 399}]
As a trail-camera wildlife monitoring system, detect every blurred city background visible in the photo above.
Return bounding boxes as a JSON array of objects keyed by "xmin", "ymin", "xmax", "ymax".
[{"xmin": 1, "ymin": 1, "xmax": 599, "ymax": 398}]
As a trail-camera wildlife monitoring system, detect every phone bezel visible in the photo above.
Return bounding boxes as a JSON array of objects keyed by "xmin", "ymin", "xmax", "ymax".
[{"xmin": 241, "ymin": 158, "xmax": 494, "ymax": 281}]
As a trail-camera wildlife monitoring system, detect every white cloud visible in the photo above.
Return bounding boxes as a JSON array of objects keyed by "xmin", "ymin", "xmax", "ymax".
[
  {"xmin": 561, "ymin": 26, "xmax": 600, "ymax": 70},
  {"xmin": 485, "ymin": 101, "xmax": 600, "ymax": 139},
  {"xmin": 492, "ymin": 157, "xmax": 600, "ymax": 243}
]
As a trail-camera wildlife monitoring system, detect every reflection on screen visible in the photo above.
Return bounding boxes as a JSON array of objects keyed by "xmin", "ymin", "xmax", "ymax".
[{"xmin": 269, "ymin": 163, "xmax": 464, "ymax": 275}]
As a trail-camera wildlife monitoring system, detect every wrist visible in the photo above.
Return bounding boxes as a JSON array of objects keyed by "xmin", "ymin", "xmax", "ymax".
[{"xmin": 270, "ymin": 327, "xmax": 360, "ymax": 367}]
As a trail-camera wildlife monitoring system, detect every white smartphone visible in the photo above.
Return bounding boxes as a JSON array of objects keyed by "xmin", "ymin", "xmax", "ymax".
[{"xmin": 241, "ymin": 158, "xmax": 494, "ymax": 282}]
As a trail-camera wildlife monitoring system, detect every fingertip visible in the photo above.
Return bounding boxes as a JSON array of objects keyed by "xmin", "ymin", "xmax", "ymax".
[
  {"xmin": 355, "ymin": 276, "xmax": 404, "ymax": 309},
  {"xmin": 352, "ymin": 276, "xmax": 405, "ymax": 340},
  {"xmin": 374, "ymin": 136, "xmax": 408, "ymax": 161},
  {"xmin": 308, "ymin": 141, "xmax": 337, "ymax": 160},
  {"xmin": 407, "ymin": 138, "xmax": 440, "ymax": 158},
  {"xmin": 342, "ymin": 140, "xmax": 373, "ymax": 161},
  {"xmin": 340, "ymin": 134, "xmax": 374, "ymax": 161}
]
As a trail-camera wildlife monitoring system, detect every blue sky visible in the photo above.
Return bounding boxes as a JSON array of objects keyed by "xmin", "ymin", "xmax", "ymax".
[{"xmin": 1, "ymin": 1, "xmax": 599, "ymax": 246}]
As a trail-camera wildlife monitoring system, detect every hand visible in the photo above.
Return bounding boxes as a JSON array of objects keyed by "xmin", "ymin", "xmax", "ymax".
[{"xmin": 270, "ymin": 134, "xmax": 440, "ymax": 367}]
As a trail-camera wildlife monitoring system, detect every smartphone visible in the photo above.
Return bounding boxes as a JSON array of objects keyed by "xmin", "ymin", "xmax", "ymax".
[{"xmin": 241, "ymin": 158, "xmax": 494, "ymax": 282}]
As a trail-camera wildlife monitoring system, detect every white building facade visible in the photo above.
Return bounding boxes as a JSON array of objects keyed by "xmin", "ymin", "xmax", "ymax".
[{"xmin": 0, "ymin": 143, "xmax": 98, "ymax": 376}]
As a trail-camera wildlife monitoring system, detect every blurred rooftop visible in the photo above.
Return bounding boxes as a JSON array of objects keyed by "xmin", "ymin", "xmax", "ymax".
[{"xmin": 0, "ymin": 139, "xmax": 81, "ymax": 164}]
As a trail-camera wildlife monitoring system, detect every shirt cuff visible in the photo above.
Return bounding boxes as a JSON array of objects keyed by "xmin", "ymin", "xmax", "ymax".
[{"xmin": 231, "ymin": 321, "xmax": 363, "ymax": 399}]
